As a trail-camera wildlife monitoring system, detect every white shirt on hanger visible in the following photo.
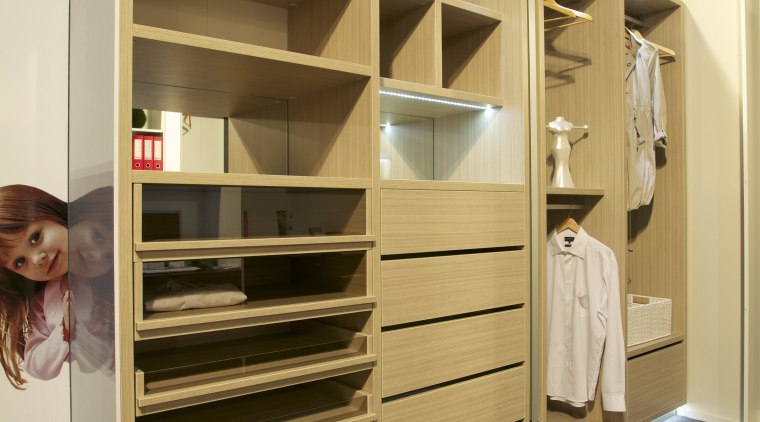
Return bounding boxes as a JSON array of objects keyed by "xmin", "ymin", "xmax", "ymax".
[
  {"xmin": 626, "ymin": 30, "xmax": 668, "ymax": 210},
  {"xmin": 546, "ymin": 228, "xmax": 626, "ymax": 412}
]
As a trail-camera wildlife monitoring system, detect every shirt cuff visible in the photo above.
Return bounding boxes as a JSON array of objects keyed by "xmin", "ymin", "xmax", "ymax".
[
  {"xmin": 654, "ymin": 131, "xmax": 668, "ymax": 147},
  {"xmin": 603, "ymin": 393, "xmax": 626, "ymax": 412}
]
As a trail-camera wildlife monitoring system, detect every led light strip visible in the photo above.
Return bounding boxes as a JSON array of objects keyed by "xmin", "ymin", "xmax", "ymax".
[{"xmin": 379, "ymin": 89, "xmax": 491, "ymax": 110}]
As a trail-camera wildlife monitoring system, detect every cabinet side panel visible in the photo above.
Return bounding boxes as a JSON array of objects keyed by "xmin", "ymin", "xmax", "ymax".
[{"xmin": 288, "ymin": 79, "xmax": 372, "ymax": 178}]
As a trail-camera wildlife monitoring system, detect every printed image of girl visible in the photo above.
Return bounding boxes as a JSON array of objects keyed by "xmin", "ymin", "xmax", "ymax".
[{"xmin": 0, "ymin": 184, "xmax": 69, "ymax": 388}]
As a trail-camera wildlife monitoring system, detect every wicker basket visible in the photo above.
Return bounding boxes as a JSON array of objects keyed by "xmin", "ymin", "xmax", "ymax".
[{"xmin": 627, "ymin": 294, "xmax": 671, "ymax": 346}]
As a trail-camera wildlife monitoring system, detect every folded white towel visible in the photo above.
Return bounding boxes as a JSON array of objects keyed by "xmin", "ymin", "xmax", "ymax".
[{"xmin": 145, "ymin": 278, "xmax": 247, "ymax": 312}]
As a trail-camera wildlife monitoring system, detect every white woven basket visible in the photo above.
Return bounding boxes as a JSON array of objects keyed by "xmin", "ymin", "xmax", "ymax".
[{"xmin": 627, "ymin": 294, "xmax": 671, "ymax": 346}]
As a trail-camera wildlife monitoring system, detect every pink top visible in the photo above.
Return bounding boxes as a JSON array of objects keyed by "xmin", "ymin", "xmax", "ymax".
[{"xmin": 24, "ymin": 276, "xmax": 69, "ymax": 380}]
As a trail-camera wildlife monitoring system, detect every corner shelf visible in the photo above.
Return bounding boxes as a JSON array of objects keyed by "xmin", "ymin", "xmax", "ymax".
[
  {"xmin": 380, "ymin": 78, "xmax": 502, "ymax": 118},
  {"xmin": 627, "ymin": 333, "xmax": 684, "ymax": 359}
]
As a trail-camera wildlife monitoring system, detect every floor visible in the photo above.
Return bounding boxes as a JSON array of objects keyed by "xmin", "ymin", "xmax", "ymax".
[{"xmin": 664, "ymin": 416, "xmax": 702, "ymax": 422}]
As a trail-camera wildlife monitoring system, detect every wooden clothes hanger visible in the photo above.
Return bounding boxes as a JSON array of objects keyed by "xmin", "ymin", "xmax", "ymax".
[
  {"xmin": 556, "ymin": 216, "xmax": 580, "ymax": 234},
  {"xmin": 543, "ymin": 0, "xmax": 593, "ymax": 31},
  {"xmin": 625, "ymin": 26, "xmax": 677, "ymax": 59}
]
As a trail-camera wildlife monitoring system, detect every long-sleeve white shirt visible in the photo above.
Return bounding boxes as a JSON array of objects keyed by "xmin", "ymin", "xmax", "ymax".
[
  {"xmin": 547, "ymin": 228, "xmax": 626, "ymax": 412},
  {"xmin": 626, "ymin": 31, "xmax": 668, "ymax": 210}
]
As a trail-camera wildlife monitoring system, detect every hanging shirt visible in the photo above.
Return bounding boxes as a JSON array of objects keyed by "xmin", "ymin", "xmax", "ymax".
[
  {"xmin": 546, "ymin": 228, "xmax": 626, "ymax": 412},
  {"xmin": 626, "ymin": 31, "xmax": 668, "ymax": 210}
]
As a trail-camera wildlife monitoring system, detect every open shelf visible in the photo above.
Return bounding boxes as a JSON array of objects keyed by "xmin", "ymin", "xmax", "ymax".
[
  {"xmin": 440, "ymin": 0, "xmax": 501, "ymax": 39},
  {"xmin": 133, "ymin": 25, "xmax": 371, "ymax": 101},
  {"xmin": 380, "ymin": 0, "xmax": 435, "ymax": 85},
  {"xmin": 624, "ymin": 0, "xmax": 682, "ymax": 17},
  {"xmin": 627, "ymin": 333, "xmax": 684, "ymax": 359},
  {"xmin": 380, "ymin": 78, "xmax": 502, "ymax": 118},
  {"xmin": 546, "ymin": 187, "xmax": 605, "ymax": 196},
  {"xmin": 133, "ymin": 0, "xmax": 371, "ymax": 66},
  {"xmin": 135, "ymin": 317, "xmax": 373, "ymax": 413},
  {"xmin": 441, "ymin": 1, "xmax": 501, "ymax": 97},
  {"xmin": 546, "ymin": 187, "xmax": 605, "ymax": 210},
  {"xmin": 136, "ymin": 370, "xmax": 374, "ymax": 420}
]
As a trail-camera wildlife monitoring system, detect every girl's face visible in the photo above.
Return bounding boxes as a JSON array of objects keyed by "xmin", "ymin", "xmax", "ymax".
[
  {"xmin": 70, "ymin": 219, "xmax": 113, "ymax": 278},
  {"xmin": 2, "ymin": 220, "xmax": 68, "ymax": 281}
]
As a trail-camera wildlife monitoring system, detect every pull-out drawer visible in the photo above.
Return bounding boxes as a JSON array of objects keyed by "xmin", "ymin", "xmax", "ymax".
[
  {"xmin": 628, "ymin": 343, "xmax": 686, "ymax": 422},
  {"xmin": 136, "ymin": 370, "xmax": 375, "ymax": 421},
  {"xmin": 382, "ymin": 367, "xmax": 525, "ymax": 422},
  {"xmin": 134, "ymin": 313, "xmax": 375, "ymax": 416},
  {"xmin": 380, "ymin": 189, "xmax": 525, "ymax": 255},
  {"xmin": 382, "ymin": 250, "xmax": 526, "ymax": 326},
  {"xmin": 381, "ymin": 309, "xmax": 525, "ymax": 397}
]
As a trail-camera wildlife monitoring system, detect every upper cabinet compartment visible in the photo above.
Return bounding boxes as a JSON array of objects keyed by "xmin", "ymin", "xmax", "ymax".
[
  {"xmin": 379, "ymin": 0, "xmax": 502, "ymax": 102},
  {"xmin": 380, "ymin": 0, "xmax": 436, "ymax": 86},
  {"xmin": 133, "ymin": 0, "xmax": 370, "ymax": 66},
  {"xmin": 131, "ymin": 1, "xmax": 374, "ymax": 179},
  {"xmin": 441, "ymin": 0, "xmax": 501, "ymax": 97}
]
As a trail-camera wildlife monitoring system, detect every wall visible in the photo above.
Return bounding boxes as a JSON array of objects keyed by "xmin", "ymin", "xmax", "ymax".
[
  {"xmin": 0, "ymin": 2, "xmax": 71, "ymax": 421},
  {"xmin": 743, "ymin": 0, "xmax": 760, "ymax": 420},
  {"xmin": 681, "ymin": 0, "xmax": 743, "ymax": 421},
  {"xmin": 69, "ymin": 0, "xmax": 118, "ymax": 419}
]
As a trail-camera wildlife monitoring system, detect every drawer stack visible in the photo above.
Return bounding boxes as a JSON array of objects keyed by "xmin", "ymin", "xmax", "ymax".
[{"xmin": 379, "ymin": 187, "xmax": 528, "ymax": 421}]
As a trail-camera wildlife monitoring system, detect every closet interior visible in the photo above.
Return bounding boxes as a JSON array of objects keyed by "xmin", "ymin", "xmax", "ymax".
[
  {"xmin": 118, "ymin": 0, "xmax": 530, "ymax": 421},
  {"xmin": 537, "ymin": 0, "xmax": 685, "ymax": 421},
  {"xmin": 107, "ymin": 0, "xmax": 689, "ymax": 419}
]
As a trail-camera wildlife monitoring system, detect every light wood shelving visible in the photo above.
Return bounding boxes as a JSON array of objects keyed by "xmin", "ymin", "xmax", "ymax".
[
  {"xmin": 133, "ymin": 25, "xmax": 371, "ymax": 101},
  {"xmin": 380, "ymin": 78, "xmax": 503, "ymax": 118},
  {"xmin": 627, "ymin": 333, "xmax": 684, "ymax": 359},
  {"xmin": 135, "ymin": 320, "xmax": 373, "ymax": 414},
  {"xmin": 377, "ymin": 1, "xmax": 530, "ymax": 421},
  {"xmin": 122, "ymin": 0, "xmax": 379, "ymax": 419},
  {"xmin": 537, "ymin": 0, "xmax": 686, "ymax": 420},
  {"xmin": 136, "ymin": 373, "xmax": 375, "ymax": 421},
  {"xmin": 116, "ymin": 0, "xmax": 530, "ymax": 419}
]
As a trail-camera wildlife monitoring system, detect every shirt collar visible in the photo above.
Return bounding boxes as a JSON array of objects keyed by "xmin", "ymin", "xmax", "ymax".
[{"xmin": 549, "ymin": 227, "xmax": 588, "ymax": 258}]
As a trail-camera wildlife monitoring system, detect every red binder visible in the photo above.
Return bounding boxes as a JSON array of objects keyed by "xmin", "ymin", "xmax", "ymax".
[
  {"xmin": 143, "ymin": 135, "xmax": 153, "ymax": 170},
  {"xmin": 132, "ymin": 134, "xmax": 143, "ymax": 170},
  {"xmin": 153, "ymin": 135, "xmax": 163, "ymax": 171}
]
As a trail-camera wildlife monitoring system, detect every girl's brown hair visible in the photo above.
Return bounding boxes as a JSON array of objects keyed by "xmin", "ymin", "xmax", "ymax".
[{"xmin": 0, "ymin": 185, "xmax": 66, "ymax": 389}]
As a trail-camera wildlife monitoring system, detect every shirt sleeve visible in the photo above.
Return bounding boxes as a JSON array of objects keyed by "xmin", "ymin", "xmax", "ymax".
[
  {"xmin": 652, "ymin": 53, "xmax": 668, "ymax": 147},
  {"xmin": 23, "ymin": 290, "xmax": 69, "ymax": 381},
  {"xmin": 601, "ymin": 252, "xmax": 626, "ymax": 411}
]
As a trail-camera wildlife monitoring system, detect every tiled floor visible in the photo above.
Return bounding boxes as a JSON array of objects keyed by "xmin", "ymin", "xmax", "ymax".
[{"xmin": 664, "ymin": 417, "xmax": 702, "ymax": 422}]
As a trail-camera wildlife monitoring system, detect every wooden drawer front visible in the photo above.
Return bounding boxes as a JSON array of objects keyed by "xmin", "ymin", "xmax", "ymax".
[
  {"xmin": 381, "ymin": 309, "xmax": 525, "ymax": 397},
  {"xmin": 628, "ymin": 343, "xmax": 686, "ymax": 422},
  {"xmin": 380, "ymin": 189, "xmax": 525, "ymax": 255},
  {"xmin": 382, "ymin": 250, "xmax": 526, "ymax": 326},
  {"xmin": 383, "ymin": 367, "xmax": 525, "ymax": 422}
]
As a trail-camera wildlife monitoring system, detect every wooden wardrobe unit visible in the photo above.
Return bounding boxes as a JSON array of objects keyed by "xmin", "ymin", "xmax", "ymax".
[
  {"xmin": 115, "ymin": 0, "xmax": 530, "ymax": 421},
  {"xmin": 535, "ymin": 0, "xmax": 686, "ymax": 421}
]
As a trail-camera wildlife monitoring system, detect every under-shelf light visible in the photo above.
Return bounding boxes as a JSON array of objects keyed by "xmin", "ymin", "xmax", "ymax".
[{"xmin": 379, "ymin": 89, "xmax": 491, "ymax": 111}]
